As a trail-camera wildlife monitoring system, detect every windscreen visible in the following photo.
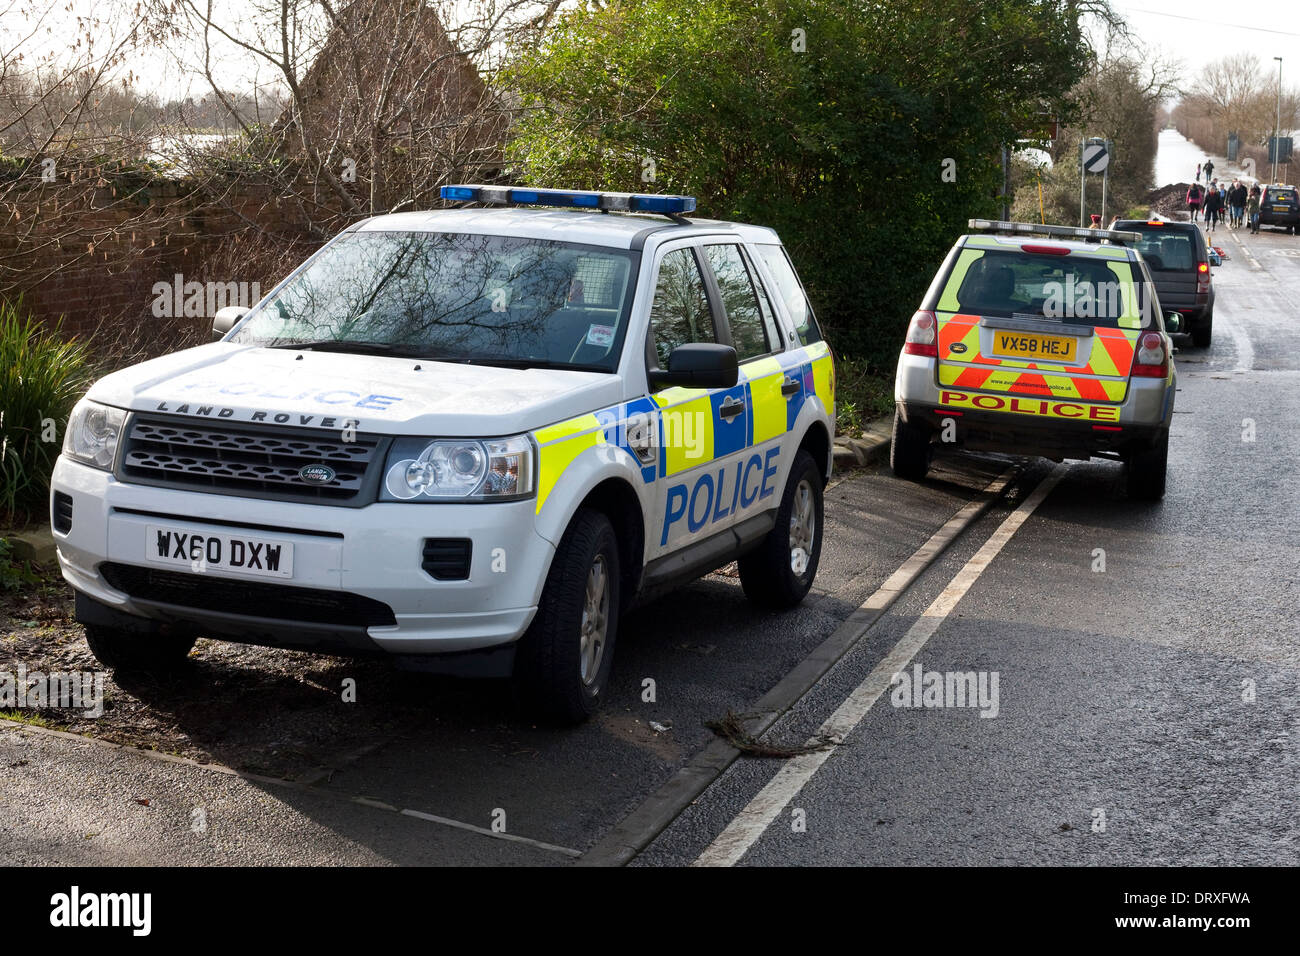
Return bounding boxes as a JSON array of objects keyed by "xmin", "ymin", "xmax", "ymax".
[
  {"xmin": 232, "ymin": 231, "xmax": 636, "ymax": 371},
  {"xmin": 948, "ymin": 248, "xmax": 1145, "ymax": 328}
]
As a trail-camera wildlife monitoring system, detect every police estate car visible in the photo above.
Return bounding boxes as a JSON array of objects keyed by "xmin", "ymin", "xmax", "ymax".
[
  {"xmin": 892, "ymin": 220, "xmax": 1178, "ymax": 500},
  {"xmin": 50, "ymin": 186, "xmax": 836, "ymax": 722}
]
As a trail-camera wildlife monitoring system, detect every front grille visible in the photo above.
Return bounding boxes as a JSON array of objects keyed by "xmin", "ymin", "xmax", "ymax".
[
  {"xmin": 119, "ymin": 415, "xmax": 384, "ymax": 504},
  {"xmin": 422, "ymin": 538, "xmax": 472, "ymax": 580},
  {"xmin": 52, "ymin": 491, "xmax": 73, "ymax": 533},
  {"xmin": 101, "ymin": 562, "xmax": 396, "ymax": 627}
]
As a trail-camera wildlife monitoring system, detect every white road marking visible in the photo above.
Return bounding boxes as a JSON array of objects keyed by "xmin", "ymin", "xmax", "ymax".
[
  {"xmin": 1216, "ymin": 232, "xmax": 1258, "ymax": 371},
  {"xmin": 693, "ymin": 463, "xmax": 1068, "ymax": 867},
  {"xmin": 400, "ymin": 808, "xmax": 582, "ymax": 857},
  {"xmin": 1218, "ymin": 303, "xmax": 1256, "ymax": 372},
  {"xmin": 1228, "ymin": 229, "xmax": 1261, "ymax": 271}
]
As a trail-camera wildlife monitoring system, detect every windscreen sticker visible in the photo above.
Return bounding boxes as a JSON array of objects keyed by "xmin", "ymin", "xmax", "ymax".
[{"xmin": 586, "ymin": 324, "xmax": 615, "ymax": 348}]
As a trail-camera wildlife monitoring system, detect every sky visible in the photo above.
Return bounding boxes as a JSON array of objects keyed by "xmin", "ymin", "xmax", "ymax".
[
  {"xmin": 1111, "ymin": 0, "xmax": 1300, "ymax": 90},
  {"xmin": 6, "ymin": 0, "xmax": 1300, "ymax": 101}
]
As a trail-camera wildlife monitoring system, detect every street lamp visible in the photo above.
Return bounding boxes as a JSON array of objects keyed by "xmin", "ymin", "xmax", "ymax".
[{"xmin": 1273, "ymin": 57, "xmax": 1283, "ymax": 184}]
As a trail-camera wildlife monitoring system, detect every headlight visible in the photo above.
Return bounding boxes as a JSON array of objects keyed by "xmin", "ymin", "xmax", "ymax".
[
  {"xmin": 63, "ymin": 400, "xmax": 126, "ymax": 470},
  {"xmin": 382, "ymin": 435, "xmax": 534, "ymax": 502}
]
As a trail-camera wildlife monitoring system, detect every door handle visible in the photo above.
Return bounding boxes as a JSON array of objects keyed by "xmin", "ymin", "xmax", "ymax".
[
  {"xmin": 781, "ymin": 376, "xmax": 801, "ymax": 397},
  {"xmin": 719, "ymin": 396, "xmax": 745, "ymax": 420}
]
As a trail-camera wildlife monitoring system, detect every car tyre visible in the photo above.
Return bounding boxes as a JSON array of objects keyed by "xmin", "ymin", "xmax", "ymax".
[
  {"xmin": 513, "ymin": 508, "xmax": 619, "ymax": 724},
  {"xmin": 890, "ymin": 409, "xmax": 932, "ymax": 481},
  {"xmin": 739, "ymin": 449, "xmax": 824, "ymax": 610},
  {"xmin": 84, "ymin": 624, "xmax": 196, "ymax": 672},
  {"xmin": 1192, "ymin": 309, "xmax": 1213, "ymax": 348},
  {"xmin": 1126, "ymin": 430, "xmax": 1169, "ymax": 501}
]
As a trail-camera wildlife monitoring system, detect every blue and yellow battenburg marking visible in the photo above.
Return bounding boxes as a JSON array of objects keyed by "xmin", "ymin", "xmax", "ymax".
[{"xmin": 532, "ymin": 342, "xmax": 833, "ymax": 518}]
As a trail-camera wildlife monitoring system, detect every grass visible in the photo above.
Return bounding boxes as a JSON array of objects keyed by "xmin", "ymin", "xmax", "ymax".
[{"xmin": 0, "ymin": 709, "xmax": 60, "ymax": 729}]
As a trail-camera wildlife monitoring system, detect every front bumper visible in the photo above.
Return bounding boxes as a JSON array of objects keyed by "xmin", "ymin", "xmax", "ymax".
[{"xmin": 51, "ymin": 456, "xmax": 556, "ymax": 656}]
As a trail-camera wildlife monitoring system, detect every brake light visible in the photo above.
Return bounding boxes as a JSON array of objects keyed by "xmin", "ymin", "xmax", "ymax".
[
  {"xmin": 1197, "ymin": 262, "xmax": 1209, "ymax": 273},
  {"xmin": 1131, "ymin": 331, "xmax": 1167, "ymax": 377},
  {"xmin": 903, "ymin": 310, "xmax": 938, "ymax": 357},
  {"xmin": 1021, "ymin": 244, "xmax": 1070, "ymax": 255}
]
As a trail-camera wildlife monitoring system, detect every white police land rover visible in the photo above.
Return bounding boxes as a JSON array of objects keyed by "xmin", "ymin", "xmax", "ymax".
[{"xmin": 51, "ymin": 186, "xmax": 836, "ymax": 722}]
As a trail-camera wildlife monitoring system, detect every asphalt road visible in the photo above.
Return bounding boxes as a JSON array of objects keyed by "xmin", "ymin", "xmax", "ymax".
[{"xmin": 3, "ymin": 221, "xmax": 1297, "ymax": 867}]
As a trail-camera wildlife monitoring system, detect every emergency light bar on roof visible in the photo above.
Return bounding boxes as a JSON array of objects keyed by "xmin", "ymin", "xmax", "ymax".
[
  {"xmin": 967, "ymin": 219, "xmax": 1141, "ymax": 244},
  {"xmin": 440, "ymin": 184, "xmax": 696, "ymax": 217}
]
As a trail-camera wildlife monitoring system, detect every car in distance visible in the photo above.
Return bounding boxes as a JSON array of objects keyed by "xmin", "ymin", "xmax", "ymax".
[{"xmin": 1257, "ymin": 184, "xmax": 1300, "ymax": 234}]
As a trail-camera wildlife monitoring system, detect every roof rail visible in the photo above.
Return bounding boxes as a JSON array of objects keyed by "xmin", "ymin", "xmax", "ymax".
[{"xmin": 967, "ymin": 218, "xmax": 1141, "ymax": 244}]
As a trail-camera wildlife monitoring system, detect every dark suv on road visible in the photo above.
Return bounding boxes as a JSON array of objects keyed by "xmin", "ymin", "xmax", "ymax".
[
  {"xmin": 1258, "ymin": 184, "xmax": 1300, "ymax": 233},
  {"xmin": 1111, "ymin": 219, "xmax": 1214, "ymax": 348}
]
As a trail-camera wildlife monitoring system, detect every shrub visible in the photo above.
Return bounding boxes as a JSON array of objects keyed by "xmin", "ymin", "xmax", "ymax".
[
  {"xmin": 0, "ymin": 301, "xmax": 93, "ymax": 522},
  {"xmin": 501, "ymin": 0, "xmax": 1092, "ymax": 371}
]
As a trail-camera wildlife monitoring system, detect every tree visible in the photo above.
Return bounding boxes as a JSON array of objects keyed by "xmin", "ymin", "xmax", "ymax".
[
  {"xmin": 1174, "ymin": 54, "xmax": 1300, "ymax": 162},
  {"xmin": 0, "ymin": 1, "xmax": 179, "ymax": 301},
  {"xmin": 140, "ymin": 0, "xmax": 564, "ymax": 238},
  {"xmin": 501, "ymin": 0, "xmax": 1093, "ymax": 365},
  {"xmin": 1018, "ymin": 48, "xmax": 1178, "ymax": 226}
]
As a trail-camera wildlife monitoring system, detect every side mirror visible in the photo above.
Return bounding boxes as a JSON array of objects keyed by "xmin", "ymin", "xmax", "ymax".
[
  {"xmin": 648, "ymin": 343, "xmax": 738, "ymax": 390},
  {"xmin": 211, "ymin": 306, "xmax": 248, "ymax": 341},
  {"xmin": 1164, "ymin": 312, "xmax": 1182, "ymax": 334}
]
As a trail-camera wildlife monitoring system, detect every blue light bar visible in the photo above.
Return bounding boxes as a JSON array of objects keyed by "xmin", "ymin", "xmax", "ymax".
[{"xmin": 440, "ymin": 184, "xmax": 696, "ymax": 215}]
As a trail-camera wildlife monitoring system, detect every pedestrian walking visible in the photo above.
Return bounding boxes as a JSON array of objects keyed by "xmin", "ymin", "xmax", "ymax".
[
  {"xmin": 1203, "ymin": 185, "xmax": 1224, "ymax": 231},
  {"xmin": 1187, "ymin": 182, "xmax": 1204, "ymax": 221},
  {"xmin": 1247, "ymin": 188, "xmax": 1261, "ymax": 234},
  {"xmin": 1204, "ymin": 158, "xmax": 1215, "ymax": 181},
  {"xmin": 1229, "ymin": 180, "xmax": 1248, "ymax": 228},
  {"xmin": 1196, "ymin": 162, "xmax": 1202, "ymax": 182}
]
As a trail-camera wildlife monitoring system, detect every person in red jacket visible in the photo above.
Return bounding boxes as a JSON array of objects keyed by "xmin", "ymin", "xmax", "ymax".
[{"xmin": 1187, "ymin": 182, "xmax": 1204, "ymax": 222}]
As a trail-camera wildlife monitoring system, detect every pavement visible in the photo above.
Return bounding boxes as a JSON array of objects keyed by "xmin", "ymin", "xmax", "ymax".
[{"xmin": 3, "ymin": 218, "xmax": 1298, "ymax": 867}]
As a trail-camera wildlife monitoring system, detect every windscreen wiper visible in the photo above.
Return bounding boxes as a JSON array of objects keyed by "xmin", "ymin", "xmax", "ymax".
[
  {"xmin": 447, "ymin": 356, "xmax": 608, "ymax": 373},
  {"xmin": 269, "ymin": 340, "xmax": 431, "ymax": 357}
]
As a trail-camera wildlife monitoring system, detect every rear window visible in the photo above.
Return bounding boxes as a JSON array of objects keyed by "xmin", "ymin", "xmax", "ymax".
[
  {"xmin": 1264, "ymin": 187, "xmax": 1297, "ymax": 203},
  {"xmin": 941, "ymin": 248, "xmax": 1145, "ymax": 329},
  {"xmin": 1121, "ymin": 226, "xmax": 1199, "ymax": 273}
]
